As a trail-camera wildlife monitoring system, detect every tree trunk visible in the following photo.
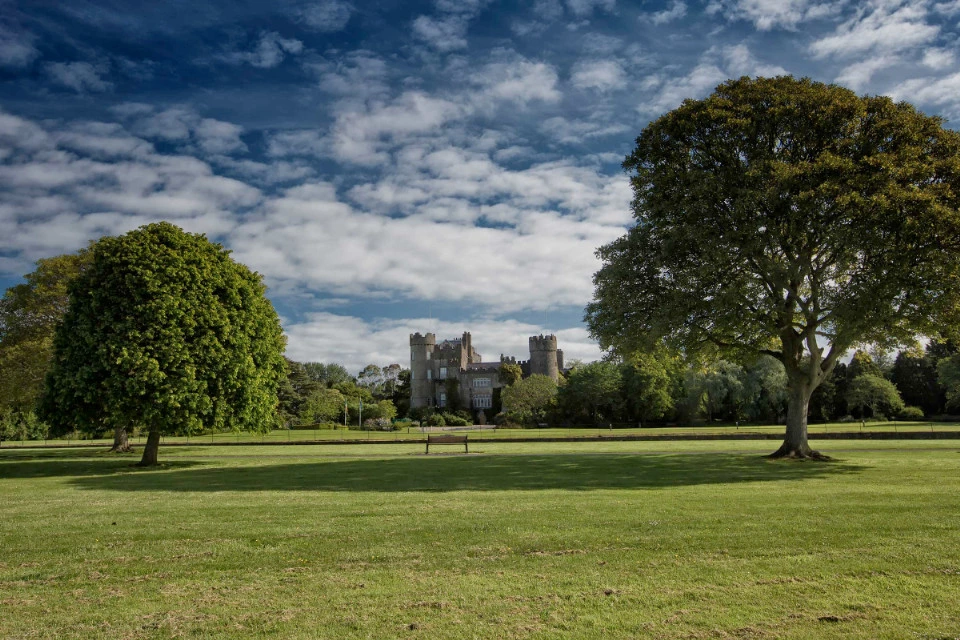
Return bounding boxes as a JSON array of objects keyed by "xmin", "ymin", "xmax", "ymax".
[
  {"xmin": 110, "ymin": 426, "xmax": 131, "ymax": 453},
  {"xmin": 137, "ymin": 430, "xmax": 161, "ymax": 467},
  {"xmin": 769, "ymin": 382, "xmax": 830, "ymax": 460}
]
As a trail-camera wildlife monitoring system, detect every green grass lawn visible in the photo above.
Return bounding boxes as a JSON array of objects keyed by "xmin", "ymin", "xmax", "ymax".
[
  {"xmin": 2, "ymin": 441, "xmax": 959, "ymax": 638},
  {"xmin": 3, "ymin": 419, "xmax": 956, "ymax": 449}
]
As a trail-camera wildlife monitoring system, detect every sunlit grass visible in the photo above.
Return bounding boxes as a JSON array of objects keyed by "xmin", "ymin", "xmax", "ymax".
[
  {"xmin": 2, "ymin": 419, "xmax": 955, "ymax": 450},
  {"xmin": 2, "ymin": 440, "xmax": 959, "ymax": 638}
]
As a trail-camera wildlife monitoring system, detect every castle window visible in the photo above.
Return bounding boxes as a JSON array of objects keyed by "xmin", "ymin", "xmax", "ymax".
[
  {"xmin": 427, "ymin": 370, "xmax": 432, "ymax": 380},
  {"xmin": 439, "ymin": 367, "xmax": 447, "ymax": 379},
  {"xmin": 411, "ymin": 349, "xmax": 415, "ymax": 361},
  {"xmin": 473, "ymin": 378, "xmax": 491, "ymax": 388},
  {"xmin": 439, "ymin": 392, "xmax": 446, "ymax": 407},
  {"xmin": 472, "ymin": 395, "xmax": 492, "ymax": 409},
  {"xmin": 426, "ymin": 351, "xmax": 432, "ymax": 360}
]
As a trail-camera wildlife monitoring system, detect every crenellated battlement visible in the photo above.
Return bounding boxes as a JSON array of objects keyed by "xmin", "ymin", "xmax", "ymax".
[
  {"xmin": 529, "ymin": 334, "xmax": 558, "ymax": 352},
  {"xmin": 410, "ymin": 330, "xmax": 561, "ymax": 412}
]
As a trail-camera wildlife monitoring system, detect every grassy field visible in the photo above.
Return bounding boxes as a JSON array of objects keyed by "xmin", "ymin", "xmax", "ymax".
[
  {"xmin": 1, "ymin": 440, "xmax": 959, "ymax": 639},
  {"xmin": 2, "ymin": 419, "xmax": 956, "ymax": 448}
]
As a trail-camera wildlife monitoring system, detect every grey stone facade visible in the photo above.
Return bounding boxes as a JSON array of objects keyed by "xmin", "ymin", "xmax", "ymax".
[{"xmin": 409, "ymin": 331, "xmax": 563, "ymax": 410}]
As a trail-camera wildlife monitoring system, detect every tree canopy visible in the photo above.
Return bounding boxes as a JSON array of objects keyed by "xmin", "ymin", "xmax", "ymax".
[
  {"xmin": 40, "ymin": 222, "xmax": 287, "ymax": 465},
  {"xmin": 0, "ymin": 251, "xmax": 92, "ymax": 412},
  {"xmin": 587, "ymin": 76, "xmax": 960, "ymax": 458},
  {"xmin": 501, "ymin": 374, "xmax": 557, "ymax": 425}
]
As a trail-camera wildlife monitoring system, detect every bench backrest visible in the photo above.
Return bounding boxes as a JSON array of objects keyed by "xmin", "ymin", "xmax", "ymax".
[{"xmin": 427, "ymin": 434, "xmax": 468, "ymax": 443}]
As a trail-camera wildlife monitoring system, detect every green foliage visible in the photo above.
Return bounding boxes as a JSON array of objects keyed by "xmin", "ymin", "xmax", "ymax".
[
  {"xmin": 620, "ymin": 347, "xmax": 683, "ymax": 424},
  {"xmin": 371, "ymin": 399, "xmax": 398, "ymax": 422},
  {"xmin": 278, "ymin": 358, "xmax": 322, "ymax": 424},
  {"xmin": 440, "ymin": 412, "xmax": 470, "ymax": 427},
  {"xmin": 740, "ymin": 356, "xmax": 788, "ymax": 422},
  {"xmin": 40, "ymin": 222, "xmax": 287, "ymax": 439},
  {"xmin": 0, "ymin": 408, "xmax": 49, "ymax": 441},
  {"xmin": 498, "ymin": 362, "xmax": 523, "ymax": 386},
  {"xmin": 444, "ymin": 378, "xmax": 462, "ymax": 412},
  {"xmin": 587, "ymin": 76, "xmax": 960, "ymax": 452},
  {"xmin": 558, "ymin": 361, "xmax": 622, "ymax": 425},
  {"xmin": 503, "ymin": 373, "xmax": 558, "ymax": 426},
  {"xmin": 0, "ymin": 251, "xmax": 92, "ymax": 412},
  {"xmin": 302, "ymin": 362, "xmax": 352, "ymax": 387},
  {"xmin": 848, "ymin": 350, "xmax": 883, "ymax": 381},
  {"xmin": 299, "ymin": 388, "xmax": 346, "ymax": 425},
  {"xmin": 890, "ymin": 345, "xmax": 943, "ymax": 416},
  {"xmin": 937, "ymin": 354, "xmax": 960, "ymax": 412},
  {"xmin": 426, "ymin": 413, "xmax": 445, "ymax": 427},
  {"xmin": 898, "ymin": 406, "xmax": 925, "ymax": 420},
  {"xmin": 847, "ymin": 374, "xmax": 905, "ymax": 419}
]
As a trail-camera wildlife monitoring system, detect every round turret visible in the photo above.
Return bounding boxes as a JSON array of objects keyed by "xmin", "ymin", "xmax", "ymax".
[
  {"xmin": 410, "ymin": 333, "xmax": 437, "ymax": 408},
  {"xmin": 528, "ymin": 334, "xmax": 559, "ymax": 380}
]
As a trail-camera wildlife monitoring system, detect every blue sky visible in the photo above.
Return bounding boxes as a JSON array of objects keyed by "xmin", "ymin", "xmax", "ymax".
[{"xmin": 1, "ymin": 0, "xmax": 959, "ymax": 374}]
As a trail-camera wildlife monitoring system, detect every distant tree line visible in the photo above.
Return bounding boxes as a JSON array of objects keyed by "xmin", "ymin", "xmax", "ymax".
[
  {"xmin": 3, "ymin": 241, "xmax": 959, "ymax": 446},
  {"xmin": 277, "ymin": 360, "xmax": 408, "ymax": 430},
  {"xmin": 492, "ymin": 341, "xmax": 959, "ymax": 429}
]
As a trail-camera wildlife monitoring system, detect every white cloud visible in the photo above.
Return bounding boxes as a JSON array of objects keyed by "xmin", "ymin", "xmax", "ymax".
[
  {"xmin": 45, "ymin": 61, "xmax": 112, "ymax": 93},
  {"xmin": 307, "ymin": 50, "xmax": 390, "ymax": 100},
  {"xmin": 0, "ymin": 24, "xmax": 39, "ymax": 69},
  {"xmin": 570, "ymin": 59, "xmax": 626, "ymax": 91},
  {"xmin": 565, "ymin": 0, "xmax": 616, "ymax": 17},
  {"xmin": 922, "ymin": 47, "xmax": 956, "ymax": 69},
  {"xmin": 891, "ymin": 71, "xmax": 960, "ymax": 117},
  {"xmin": 650, "ymin": 1, "xmax": 688, "ymax": 25},
  {"xmin": 222, "ymin": 31, "xmax": 304, "ymax": 68},
  {"xmin": 810, "ymin": 1, "xmax": 939, "ymax": 58},
  {"xmin": 715, "ymin": 0, "xmax": 846, "ymax": 30},
  {"xmin": 194, "ymin": 119, "xmax": 246, "ymax": 155},
  {"xmin": 329, "ymin": 92, "xmax": 464, "ymax": 165},
  {"xmin": 114, "ymin": 105, "xmax": 247, "ymax": 156},
  {"xmin": 835, "ymin": 55, "xmax": 896, "ymax": 89},
  {"xmin": 299, "ymin": 0, "xmax": 353, "ymax": 32},
  {"xmin": 0, "ymin": 111, "xmax": 258, "ymax": 266},
  {"xmin": 227, "ymin": 151, "xmax": 630, "ymax": 311},
  {"xmin": 211, "ymin": 156, "xmax": 315, "ymax": 185},
  {"xmin": 284, "ymin": 313, "xmax": 602, "ymax": 375},
  {"xmin": 535, "ymin": 0, "xmax": 566, "ymax": 19},
  {"xmin": 266, "ymin": 129, "xmax": 328, "ymax": 157},
  {"xmin": 472, "ymin": 57, "xmax": 561, "ymax": 106},
  {"xmin": 539, "ymin": 116, "xmax": 629, "ymax": 143},
  {"xmin": 412, "ymin": 14, "xmax": 470, "ymax": 52},
  {"xmin": 638, "ymin": 45, "xmax": 785, "ymax": 115}
]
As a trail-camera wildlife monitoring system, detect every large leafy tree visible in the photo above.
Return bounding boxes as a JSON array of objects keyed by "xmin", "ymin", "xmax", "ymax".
[
  {"xmin": 846, "ymin": 374, "xmax": 905, "ymax": 419},
  {"xmin": 40, "ymin": 222, "xmax": 287, "ymax": 466},
  {"xmin": 0, "ymin": 251, "xmax": 92, "ymax": 412},
  {"xmin": 587, "ymin": 76, "xmax": 960, "ymax": 458},
  {"xmin": 501, "ymin": 374, "xmax": 558, "ymax": 425},
  {"xmin": 938, "ymin": 354, "xmax": 960, "ymax": 412},
  {"xmin": 558, "ymin": 361, "xmax": 622, "ymax": 426},
  {"xmin": 620, "ymin": 347, "xmax": 683, "ymax": 425}
]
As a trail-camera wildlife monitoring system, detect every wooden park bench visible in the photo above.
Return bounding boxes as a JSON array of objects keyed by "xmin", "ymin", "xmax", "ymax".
[{"xmin": 426, "ymin": 433, "xmax": 468, "ymax": 454}]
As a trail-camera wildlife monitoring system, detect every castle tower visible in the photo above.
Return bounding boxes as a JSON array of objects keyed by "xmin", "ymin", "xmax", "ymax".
[
  {"xmin": 409, "ymin": 332, "xmax": 436, "ymax": 408},
  {"xmin": 528, "ymin": 334, "xmax": 559, "ymax": 380}
]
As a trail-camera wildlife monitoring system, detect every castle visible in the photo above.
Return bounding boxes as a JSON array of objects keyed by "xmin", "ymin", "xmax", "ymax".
[{"xmin": 409, "ymin": 331, "xmax": 563, "ymax": 411}]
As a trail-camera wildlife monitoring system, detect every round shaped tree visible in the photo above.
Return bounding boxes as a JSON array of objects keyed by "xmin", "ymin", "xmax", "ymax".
[
  {"xmin": 587, "ymin": 76, "xmax": 960, "ymax": 459},
  {"xmin": 41, "ymin": 222, "xmax": 287, "ymax": 465}
]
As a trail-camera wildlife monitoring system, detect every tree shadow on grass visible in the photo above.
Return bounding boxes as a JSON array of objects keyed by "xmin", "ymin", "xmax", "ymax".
[
  {"xmin": 0, "ymin": 447, "xmax": 200, "ymax": 479},
  {"xmin": 64, "ymin": 454, "xmax": 864, "ymax": 493}
]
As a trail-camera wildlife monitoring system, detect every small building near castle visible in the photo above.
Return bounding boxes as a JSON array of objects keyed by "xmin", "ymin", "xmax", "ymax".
[{"xmin": 409, "ymin": 331, "xmax": 563, "ymax": 412}]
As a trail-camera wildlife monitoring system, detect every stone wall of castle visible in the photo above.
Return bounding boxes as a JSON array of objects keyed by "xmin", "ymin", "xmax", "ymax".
[{"xmin": 409, "ymin": 331, "xmax": 562, "ymax": 411}]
